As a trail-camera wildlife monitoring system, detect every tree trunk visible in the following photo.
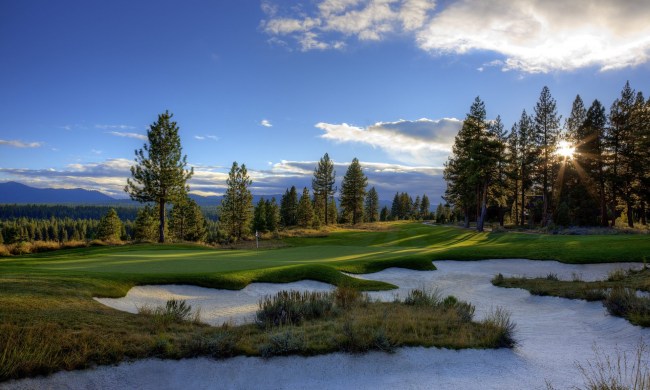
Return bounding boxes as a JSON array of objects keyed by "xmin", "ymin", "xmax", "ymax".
[
  {"xmin": 159, "ymin": 199, "xmax": 165, "ymax": 243},
  {"xmin": 324, "ymin": 194, "xmax": 328, "ymax": 225},
  {"xmin": 627, "ymin": 201, "xmax": 634, "ymax": 228},
  {"xmin": 477, "ymin": 182, "xmax": 489, "ymax": 232},
  {"xmin": 641, "ymin": 203, "xmax": 647, "ymax": 226},
  {"xmin": 463, "ymin": 208, "xmax": 470, "ymax": 228}
]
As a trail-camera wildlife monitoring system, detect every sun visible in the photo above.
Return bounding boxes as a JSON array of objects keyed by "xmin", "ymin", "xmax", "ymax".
[{"xmin": 556, "ymin": 140, "xmax": 575, "ymax": 159}]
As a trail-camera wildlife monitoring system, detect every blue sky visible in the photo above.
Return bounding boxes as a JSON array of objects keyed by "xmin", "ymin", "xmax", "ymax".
[{"xmin": 1, "ymin": 0, "xmax": 649, "ymax": 202}]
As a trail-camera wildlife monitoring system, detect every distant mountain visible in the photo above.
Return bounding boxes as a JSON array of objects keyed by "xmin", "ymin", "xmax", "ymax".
[
  {"xmin": 0, "ymin": 182, "xmax": 117, "ymax": 204},
  {"xmin": 0, "ymin": 182, "xmax": 404, "ymax": 210}
]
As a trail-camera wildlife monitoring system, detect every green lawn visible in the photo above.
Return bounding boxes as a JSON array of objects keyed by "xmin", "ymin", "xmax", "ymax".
[{"xmin": 2, "ymin": 222, "xmax": 649, "ymax": 381}]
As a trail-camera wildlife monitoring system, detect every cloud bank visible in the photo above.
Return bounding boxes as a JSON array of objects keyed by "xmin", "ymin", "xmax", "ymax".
[
  {"xmin": 262, "ymin": 0, "xmax": 650, "ymax": 72},
  {"xmin": 0, "ymin": 139, "xmax": 43, "ymax": 148},
  {"xmin": 0, "ymin": 158, "xmax": 445, "ymax": 201},
  {"xmin": 316, "ymin": 118, "xmax": 461, "ymax": 165}
]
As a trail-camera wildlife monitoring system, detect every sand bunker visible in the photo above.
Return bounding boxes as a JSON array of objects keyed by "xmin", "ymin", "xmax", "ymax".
[{"xmin": 6, "ymin": 259, "xmax": 649, "ymax": 390}]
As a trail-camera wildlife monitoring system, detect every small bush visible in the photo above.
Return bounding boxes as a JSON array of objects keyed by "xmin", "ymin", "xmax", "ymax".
[
  {"xmin": 337, "ymin": 318, "xmax": 394, "ymax": 353},
  {"xmin": 259, "ymin": 331, "xmax": 305, "ymax": 358},
  {"xmin": 404, "ymin": 288, "xmax": 442, "ymax": 307},
  {"xmin": 546, "ymin": 272, "xmax": 559, "ymax": 281},
  {"xmin": 483, "ymin": 307, "xmax": 517, "ymax": 348},
  {"xmin": 206, "ymin": 331, "xmax": 236, "ymax": 357},
  {"xmin": 607, "ymin": 269, "xmax": 627, "ymax": 282},
  {"xmin": 334, "ymin": 286, "xmax": 363, "ymax": 309},
  {"xmin": 604, "ymin": 287, "xmax": 650, "ymax": 321},
  {"xmin": 572, "ymin": 272, "xmax": 583, "ymax": 282},
  {"xmin": 256, "ymin": 290, "xmax": 333, "ymax": 327},
  {"xmin": 138, "ymin": 299, "xmax": 196, "ymax": 327},
  {"xmin": 492, "ymin": 273, "xmax": 505, "ymax": 285}
]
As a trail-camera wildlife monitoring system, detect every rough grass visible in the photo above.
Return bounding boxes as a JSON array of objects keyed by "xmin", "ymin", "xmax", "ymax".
[
  {"xmin": 492, "ymin": 267, "xmax": 650, "ymax": 327},
  {"xmin": 2, "ymin": 222, "xmax": 648, "ymax": 382}
]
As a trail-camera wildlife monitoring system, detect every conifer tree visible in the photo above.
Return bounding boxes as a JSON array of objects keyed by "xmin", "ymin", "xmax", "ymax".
[
  {"xmin": 312, "ymin": 153, "xmax": 336, "ymax": 225},
  {"xmin": 125, "ymin": 111, "xmax": 193, "ymax": 243},
  {"xmin": 253, "ymin": 198, "xmax": 268, "ymax": 233},
  {"xmin": 133, "ymin": 205, "xmax": 158, "ymax": 242},
  {"xmin": 364, "ymin": 187, "xmax": 379, "ymax": 222},
  {"xmin": 297, "ymin": 187, "xmax": 314, "ymax": 228},
  {"xmin": 170, "ymin": 198, "xmax": 206, "ymax": 242},
  {"xmin": 380, "ymin": 206, "xmax": 389, "ymax": 221},
  {"xmin": 420, "ymin": 194, "xmax": 430, "ymax": 220},
  {"xmin": 265, "ymin": 198, "xmax": 280, "ymax": 232},
  {"xmin": 533, "ymin": 87, "xmax": 561, "ymax": 226},
  {"xmin": 220, "ymin": 161, "xmax": 253, "ymax": 240},
  {"xmin": 96, "ymin": 208, "xmax": 122, "ymax": 241},
  {"xmin": 280, "ymin": 186, "xmax": 298, "ymax": 227},
  {"xmin": 340, "ymin": 158, "xmax": 367, "ymax": 224}
]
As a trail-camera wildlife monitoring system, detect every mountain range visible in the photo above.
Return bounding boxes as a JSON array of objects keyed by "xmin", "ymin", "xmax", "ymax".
[{"xmin": 0, "ymin": 182, "xmax": 398, "ymax": 209}]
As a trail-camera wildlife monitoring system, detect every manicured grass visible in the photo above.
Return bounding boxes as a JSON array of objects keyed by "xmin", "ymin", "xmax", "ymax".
[{"xmin": 2, "ymin": 222, "xmax": 649, "ymax": 381}]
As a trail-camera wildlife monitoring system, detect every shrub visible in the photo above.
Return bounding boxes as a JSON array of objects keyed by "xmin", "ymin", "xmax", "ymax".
[
  {"xmin": 259, "ymin": 331, "xmax": 305, "ymax": 358},
  {"xmin": 334, "ymin": 286, "xmax": 363, "ymax": 309},
  {"xmin": 404, "ymin": 288, "xmax": 442, "ymax": 307},
  {"xmin": 492, "ymin": 273, "xmax": 505, "ymax": 285},
  {"xmin": 604, "ymin": 287, "xmax": 650, "ymax": 322},
  {"xmin": 337, "ymin": 318, "xmax": 394, "ymax": 353},
  {"xmin": 483, "ymin": 307, "xmax": 516, "ymax": 348},
  {"xmin": 607, "ymin": 269, "xmax": 627, "ymax": 282},
  {"xmin": 256, "ymin": 290, "xmax": 333, "ymax": 327},
  {"xmin": 546, "ymin": 272, "xmax": 559, "ymax": 281},
  {"xmin": 137, "ymin": 299, "xmax": 196, "ymax": 327}
]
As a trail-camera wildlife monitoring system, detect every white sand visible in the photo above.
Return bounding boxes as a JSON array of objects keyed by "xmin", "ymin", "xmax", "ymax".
[{"xmin": 4, "ymin": 259, "xmax": 649, "ymax": 390}]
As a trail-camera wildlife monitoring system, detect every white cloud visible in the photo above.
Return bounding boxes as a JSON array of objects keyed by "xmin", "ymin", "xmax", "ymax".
[
  {"xmin": 263, "ymin": 0, "xmax": 650, "ymax": 72},
  {"xmin": 0, "ymin": 139, "xmax": 43, "ymax": 148},
  {"xmin": 262, "ymin": 0, "xmax": 436, "ymax": 51},
  {"xmin": 316, "ymin": 117, "xmax": 461, "ymax": 165},
  {"xmin": 96, "ymin": 124, "xmax": 137, "ymax": 130},
  {"xmin": 107, "ymin": 131, "xmax": 147, "ymax": 141},
  {"xmin": 195, "ymin": 135, "xmax": 219, "ymax": 141},
  {"xmin": 260, "ymin": 119, "xmax": 273, "ymax": 128},
  {"xmin": 417, "ymin": 0, "xmax": 650, "ymax": 73}
]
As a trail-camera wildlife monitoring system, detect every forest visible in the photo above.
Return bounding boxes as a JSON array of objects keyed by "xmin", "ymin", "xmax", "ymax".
[{"xmin": 444, "ymin": 82, "xmax": 649, "ymax": 231}]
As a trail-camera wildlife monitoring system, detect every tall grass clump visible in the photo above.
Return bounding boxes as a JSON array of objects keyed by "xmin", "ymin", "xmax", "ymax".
[
  {"xmin": 575, "ymin": 341, "xmax": 650, "ymax": 390},
  {"xmin": 137, "ymin": 299, "xmax": 199, "ymax": 328},
  {"xmin": 404, "ymin": 288, "xmax": 442, "ymax": 306},
  {"xmin": 256, "ymin": 290, "xmax": 334, "ymax": 327},
  {"xmin": 482, "ymin": 307, "xmax": 516, "ymax": 348},
  {"xmin": 604, "ymin": 288, "xmax": 650, "ymax": 326},
  {"xmin": 258, "ymin": 330, "xmax": 306, "ymax": 357}
]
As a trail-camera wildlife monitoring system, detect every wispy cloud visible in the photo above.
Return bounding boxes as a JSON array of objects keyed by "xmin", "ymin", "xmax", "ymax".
[
  {"xmin": 195, "ymin": 135, "xmax": 219, "ymax": 141},
  {"xmin": 95, "ymin": 124, "xmax": 137, "ymax": 130},
  {"xmin": 260, "ymin": 119, "xmax": 273, "ymax": 128},
  {"xmin": 107, "ymin": 131, "xmax": 147, "ymax": 141},
  {"xmin": 262, "ymin": 0, "xmax": 435, "ymax": 51},
  {"xmin": 262, "ymin": 0, "xmax": 650, "ymax": 72},
  {"xmin": 0, "ymin": 139, "xmax": 43, "ymax": 148},
  {"xmin": 316, "ymin": 118, "xmax": 461, "ymax": 165}
]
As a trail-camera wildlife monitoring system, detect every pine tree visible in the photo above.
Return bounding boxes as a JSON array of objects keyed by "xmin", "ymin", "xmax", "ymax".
[
  {"xmin": 364, "ymin": 187, "xmax": 379, "ymax": 222},
  {"xmin": 390, "ymin": 193, "xmax": 401, "ymax": 220},
  {"xmin": 533, "ymin": 87, "xmax": 561, "ymax": 226},
  {"xmin": 412, "ymin": 196, "xmax": 421, "ymax": 220},
  {"xmin": 312, "ymin": 153, "xmax": 336, "ymax": 225},
  {"xmin": 488, "ymin": 116, "xmax": 509, "ymax": 226},
  {"xmin": 280, "ymin": 186, "xmax": 298, "ymax": 227},
  {"xmin": 297, "ymin": 187, "xmax": 314, "ymax": 228},
  {"xmin": 340, "ymin": 158, "xmax": 367, "ymax": 224},
  {"xmin": 327, "ymin": 198, "xmax": 338, "ymax": 225},
  {"xmin": 96, "ymin": 208, "xmax": 123, "ymax": 241},
  {"xmin": 170, "ymin": 198, "xmax": 206, "ymax": 242},
  {"xmin": 265, "ymin": 198, "xmax": 280, "ymax": 232},
  {"xmin": 577, "ymin": 100, "xmax": 607, "ymax": 226},
  {"xmin": 125, "ymin": 111, "xmax": 193, "ymax": 243},
  {"xmin": 420, "ymin": 194, "xmax": 430, "ymax": 220},
  {"xmin": 380, "ymin": 206, "xmax": 389, "ymax": 222},
  {"xmin": 516, "ymin": 110, "xmax": 537, "ymax": 226},
  {"xmin": 220, "ymin": 161, "xmax": 253, "ymax": 240},
  {"xmin": 253, "ymin": 198, "xmax": 268, "ymax": 233},
  {"xmin": 133, "ymin": 205, "xmax": 158, "ymax": 242}
]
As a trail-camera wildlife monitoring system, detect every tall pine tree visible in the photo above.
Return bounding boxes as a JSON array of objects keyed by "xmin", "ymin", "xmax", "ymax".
[
  {"xmin": 220, "ymin": 161, "xmax": 253, "ymax": 240},
  {"xmin": 125, "ymin": 111, "xmax": 193, "ymax": 243},
  {"xmin": 312, "ymin": 153, "xmax": 336, "ymax": 225},
  {"xmin": 340, "ymin": 158, "xmax": 367, "ymax": 224}
]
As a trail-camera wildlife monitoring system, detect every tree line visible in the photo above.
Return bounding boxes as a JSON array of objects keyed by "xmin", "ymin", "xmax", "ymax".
[
  {"xmin": 444, "ymin": 82, "xmax": 650, "ymax": 231},
  {"xmin": 2, "ymin": 111, "xmax": 439, "ymax": 247}
]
